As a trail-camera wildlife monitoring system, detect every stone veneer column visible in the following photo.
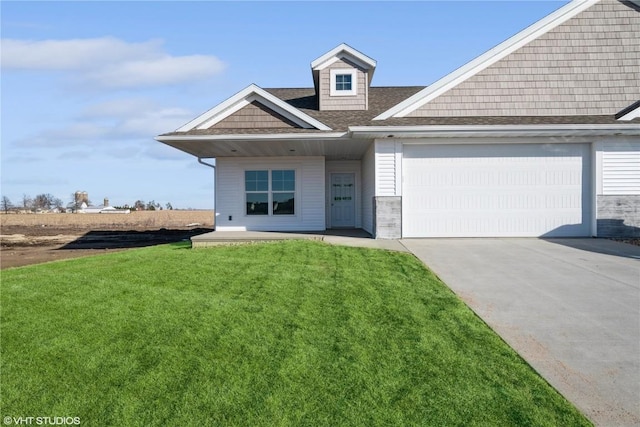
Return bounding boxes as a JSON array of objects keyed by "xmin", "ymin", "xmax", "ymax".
[
  {"xmin": 596, "ymin": 195, "xmax": 640, "ymax": 238},
  {"xmin": 373, "ymin": 196, "xmax": 402, "ymax": 239}
]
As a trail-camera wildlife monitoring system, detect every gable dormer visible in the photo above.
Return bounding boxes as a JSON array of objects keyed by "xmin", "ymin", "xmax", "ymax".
[{"xmin": 311, "ymin": 44, "xmax": 376, "ymax": 111}]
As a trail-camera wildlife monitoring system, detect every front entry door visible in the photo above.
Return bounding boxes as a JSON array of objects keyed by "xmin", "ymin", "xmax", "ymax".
[{"xmin": 331, "ymin": 173, "xmax": 355, "ymax": 228}]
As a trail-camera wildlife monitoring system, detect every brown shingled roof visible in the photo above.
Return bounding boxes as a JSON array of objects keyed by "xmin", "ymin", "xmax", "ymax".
[
  {"xmin": 161, "ymin": 86, "xmax": 636, "ymax": 137},
  {"xmin": 265, "ymin": 86, "xmax": 427, "ymax": 130}
]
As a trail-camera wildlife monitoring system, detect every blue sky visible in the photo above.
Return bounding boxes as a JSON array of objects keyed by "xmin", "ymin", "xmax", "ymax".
[{"xmin": 1, "ymin": 1, "xmax": 568, "ymax": 209}]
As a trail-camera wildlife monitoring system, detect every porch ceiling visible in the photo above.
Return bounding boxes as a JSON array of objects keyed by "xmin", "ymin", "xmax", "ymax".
[{"xmin": 155, "ymin": 134, "xmax": 372, "ymax": 160}]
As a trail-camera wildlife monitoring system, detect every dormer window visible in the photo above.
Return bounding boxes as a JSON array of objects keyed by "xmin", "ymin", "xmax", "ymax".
[
  {"xmin": 336, "ymin": 74, "xmax": 352, "ymax": 91},
  {"xmin": 330, "ymin": 69, "xmax": 357, "ymax": 96}
]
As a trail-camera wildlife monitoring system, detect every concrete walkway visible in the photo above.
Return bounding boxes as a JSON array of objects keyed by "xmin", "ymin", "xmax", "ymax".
[
  {"xmin": 401, "ymin": 238, "xmax": 640, "ymax": 427},
  {"xmin": 190, "ymin": 229, "xmax": 409, "ymax": 252}
]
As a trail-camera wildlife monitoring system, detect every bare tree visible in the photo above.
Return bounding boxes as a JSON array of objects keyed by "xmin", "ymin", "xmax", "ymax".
[
  {"xmin": 165, "ymin": 202, "xmax": 173, "ymax": 210},
  {"xmin": 1, "ymin": 196, "xmax": 13, "ymax": 213},
  {"xmin": 134, "ymin": 200, "xmax": 146, "ymax": 211},
  {"xmin": 22, "ymin": 194, "xmax": 32, "ymax": 211},
  {"xmin": 33, "ymin": 193, "xmax": 57, "ymax": 211}
]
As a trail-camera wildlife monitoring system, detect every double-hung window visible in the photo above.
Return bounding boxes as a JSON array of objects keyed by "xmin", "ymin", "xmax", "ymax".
[
  {"xmin": 245, "ymin": 170, "xmax": 269, "ymax": 215},
  {"xmin": 245, "ymin": 170, "xmax": 295, "ymax": 215}
]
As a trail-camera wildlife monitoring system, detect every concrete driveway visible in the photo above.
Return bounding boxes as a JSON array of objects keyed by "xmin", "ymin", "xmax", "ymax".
[{"xmin": 401, "ymin": 238, "xmax": 640, "ymax": 427}]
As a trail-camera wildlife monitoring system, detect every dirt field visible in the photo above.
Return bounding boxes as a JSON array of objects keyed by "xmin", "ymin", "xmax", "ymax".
[{"xmin": 0, "ymin": 210, "xmax": 214, "ymax": 269}]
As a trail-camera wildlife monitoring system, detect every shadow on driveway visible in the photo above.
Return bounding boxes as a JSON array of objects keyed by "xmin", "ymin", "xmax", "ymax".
[{"xmin": 542, "ymin": 237, "xmax": 640, "ymax": 259}]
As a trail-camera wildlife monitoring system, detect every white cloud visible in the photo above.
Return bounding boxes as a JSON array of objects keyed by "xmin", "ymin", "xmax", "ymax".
[
  {"xmin": 14, "ymin": 98, "xmax": 195, "ymax": 151},
  {"xmin": 1, "ymin": 37, "xmax": 159, "ymax": 70},
  {"xmin": 81, "ymin": 98, "xmax": 158, "ymax": 117},
  {"xmin": 87, "ymin": 55, "xmax": 225, "ymax": 88},
  {"xmin": 116, "ymin": 107, "xmax": 194, "ymax": 136},
  {"xmin": 81, "ymin": 99, "xmax": 193, "ymax": 136},
  {"xmin": 1, "ymin": 37, "xmax": 226, "ymax": 88},
  {"xmin": 15, "ymin": 123, "xmax": 110, "ymax": 147}
]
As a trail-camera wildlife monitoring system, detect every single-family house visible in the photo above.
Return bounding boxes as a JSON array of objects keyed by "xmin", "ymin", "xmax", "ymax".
[{"xmin": 157, "ymin": 0, "xmax": 640, "ymax": 238}]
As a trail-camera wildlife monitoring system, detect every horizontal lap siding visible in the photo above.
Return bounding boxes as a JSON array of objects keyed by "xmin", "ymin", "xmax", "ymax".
[
  {"xmin": 375, "ymin": 140, "xmax": 397, "ymax": 196},
  {"xmin": 597, "ymin": 141, "xmax": 640, "ymax": 237},
  {"xmin": 216, "ymin": 157, "xmax": 325, "ymax": 231},
  {"xmin": 361, "ymin": 144, "xmax": 375, "ymax": 234},
  {"xmin": 602, "ymin": 142, "xmax": 640, "ymax": 195}
]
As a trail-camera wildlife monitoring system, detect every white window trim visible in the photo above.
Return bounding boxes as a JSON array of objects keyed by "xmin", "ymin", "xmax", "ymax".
[
  {"xmin": 330, "ymin": 69, "xmax": 357, "ymax": 96},
  {"xmin": 244, "ymin": 169, "xmax": 297, "ymax": 216}
]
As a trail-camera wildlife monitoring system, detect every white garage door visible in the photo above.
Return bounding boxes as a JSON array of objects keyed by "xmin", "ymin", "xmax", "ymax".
[{"xmin": 402, "ymin": 143, "xmax": 591, "ymax": 237}]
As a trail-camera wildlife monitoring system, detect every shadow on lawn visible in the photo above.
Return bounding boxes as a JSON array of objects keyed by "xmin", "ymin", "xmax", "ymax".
[{"xmin": 58, "ymin": 228, "xmax": 213, "ymax": 251}]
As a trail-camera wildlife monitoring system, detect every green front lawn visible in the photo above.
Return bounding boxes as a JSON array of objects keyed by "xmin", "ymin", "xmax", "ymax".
[{"xmin": 1, "ymin": 241, "xmax": 590, "ymax": 426}]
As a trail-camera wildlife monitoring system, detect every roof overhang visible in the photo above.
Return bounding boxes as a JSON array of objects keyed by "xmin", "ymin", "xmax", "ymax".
[
  {"xmin": 350, "ymin": 124, "xmax": 640, "ymax": 139},
  {"xmin": 156, "ymin": 123, "xmax": 640, "ymax": 161},
  {"xmin": 156, "ymin": 132, "xmax": 371, "ymax": 160}
]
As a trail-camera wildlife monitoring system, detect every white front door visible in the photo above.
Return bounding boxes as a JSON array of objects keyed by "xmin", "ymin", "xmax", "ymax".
[{"xmin": 331, "ymin": 173, "xmax": 355, "ymax": 228}]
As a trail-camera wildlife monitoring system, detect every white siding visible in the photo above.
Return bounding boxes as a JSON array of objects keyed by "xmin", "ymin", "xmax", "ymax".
[
  {"xmin": 216, "ymin": 157, "xmax": 325, "ymax": 231},
  {"xmin": 602, "ymin": 141, "xmax": 640, "ymax": 195},
  {"xmin": 361, "ymin": 143, "xmax": 375, "ymax": 234},
  {"xmin": 325, "ymin": 160, "xmax": 362, "ymax": 228},
  {"xmin": 375, "ymin": 140, "xmax": 398, "ymax": 196}
]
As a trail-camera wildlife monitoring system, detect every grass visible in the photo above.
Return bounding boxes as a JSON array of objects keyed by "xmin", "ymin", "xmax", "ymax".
[{"xmin": 1, "ymin": 241, "xmax": 590, "ymax": 426}]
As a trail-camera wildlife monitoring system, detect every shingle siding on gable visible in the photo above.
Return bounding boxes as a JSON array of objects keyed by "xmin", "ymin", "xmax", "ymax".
[
  {"xmin": 408, "ymin": 0, "xmax": 640, "ymax": 117},
  {"xmin": 319, "ymin": 58, "xmax": 368, "ymax": 111},
  {"xmin": 211, "ymin": 101, "xmax": 299, "ymax": 129}
]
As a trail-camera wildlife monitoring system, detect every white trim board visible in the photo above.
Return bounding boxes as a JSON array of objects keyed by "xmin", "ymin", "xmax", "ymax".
[
  {"xmin": 175, "ymin": 84, "xmax": 332, "ymax": 132},
  {"xmin": 330, "ymin": 69, "xmax": 358, "ymax": 96},
  {"xmin": 311, "ymin": 43, "xmax": 376, "ymax": 72},
  {"xmin": 617, "ymin": 103, "xmax": 640, "ymax": 121}
]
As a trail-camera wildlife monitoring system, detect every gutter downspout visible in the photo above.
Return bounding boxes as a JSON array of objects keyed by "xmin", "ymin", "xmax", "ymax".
[{"xmin": 197, "ymin": 158, "xmax": 217, "ymax": 230}]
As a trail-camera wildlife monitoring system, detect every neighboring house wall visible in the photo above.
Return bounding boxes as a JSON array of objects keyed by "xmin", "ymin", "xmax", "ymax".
[
  {"xmin": 211, "ymin": 101, "xmax": 300, "ymax": 129},
  {"xmin": 408, "ymin": 0, "xmax": 640, "ymax": 117},
  {"xmin": 325, "ymin": 160, "xmax": 362, "ymax": 229},
  {"xmin": 361, "ymin": 143, "xmax": 375, "ymax": 235},
  {"xmin": 596, "ymin": 139, "xmax": 640, "ymax": 237},
  {"xmin": 319, "ymin": 58, "xmax": 368, "ymax": 111},
  {"xmin": 215, "ymin": 157, "xmax": 325, "ymax": 231}
]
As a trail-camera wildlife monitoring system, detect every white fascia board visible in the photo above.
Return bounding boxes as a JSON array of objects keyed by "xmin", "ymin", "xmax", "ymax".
[
  {"xmin": 310, "ymin": 43, "xmax": 377, "ymax": 71},
  {"xmin": 349, "ymin": 124, "xmax": 640, "ymax": 138},
  {"xmin": 617, "ymin": 105, "xmax": 640, "ymax": 121},
  {"xmin": 373, "ymin": 0, "xmax": 599, "ymax": 120},
  {"xmin": 176, "ymin": 84, "xmax": 331, "ymax": 132},
  {"xmin": 176, "ymin": 85, "xmax": 256, "ymax": 132},
  {"xmin": 156, "ymin": 132, "xmax": 347, "ymax": 142}
]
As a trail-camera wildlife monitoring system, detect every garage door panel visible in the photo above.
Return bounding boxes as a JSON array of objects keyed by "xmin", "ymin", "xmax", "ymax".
[{"xmin": 402, "ymin": 144, "xmax": 591, "ymax": 237}]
